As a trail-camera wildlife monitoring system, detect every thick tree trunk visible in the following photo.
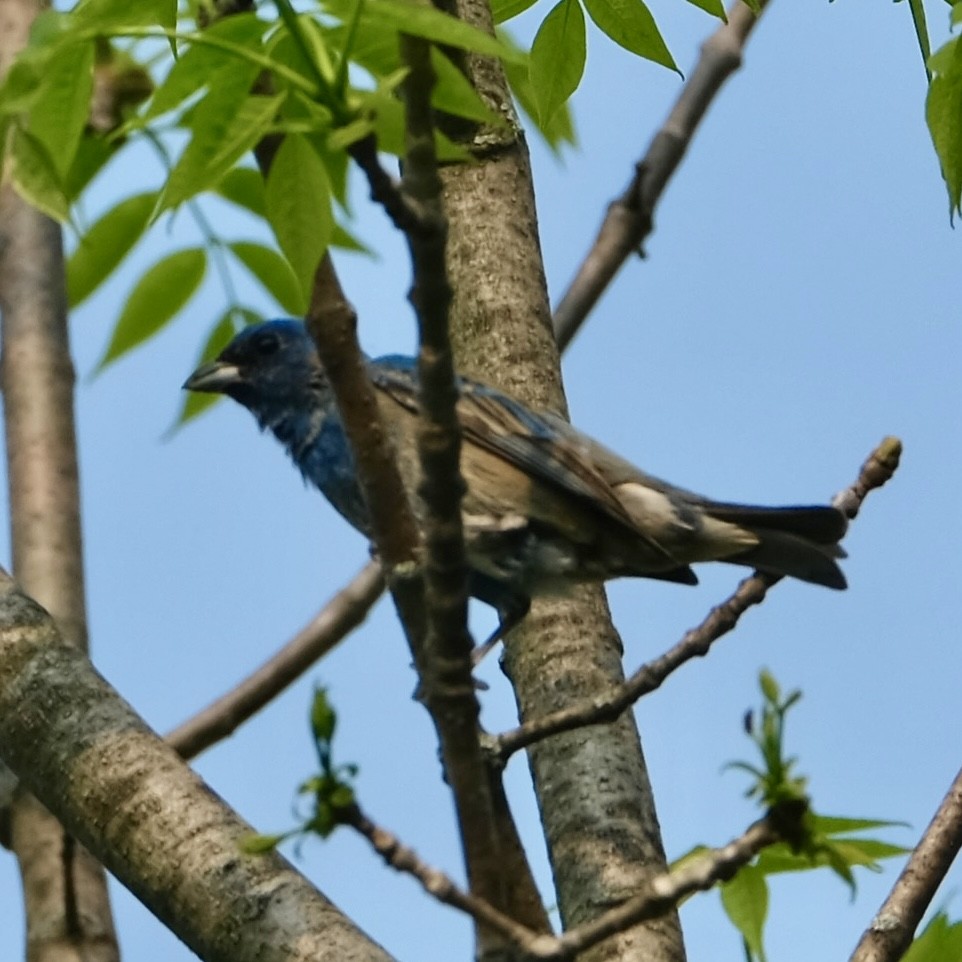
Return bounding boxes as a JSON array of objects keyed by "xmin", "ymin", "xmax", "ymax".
[
  {"xmin": 438, "ymin": 4, "xmax": 687, "ymax": 960},
  {"xmin": 0, "ymin": 1, "xmax": 120, "ymax": 957},
  {"xmin": 0, "ymin": 575, "xmax": 399, "ymax": 962}
]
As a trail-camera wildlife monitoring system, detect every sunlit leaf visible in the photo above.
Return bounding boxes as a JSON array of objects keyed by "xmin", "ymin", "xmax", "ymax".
[
  {"xmin": 215, "ymin": 166, "xmax": 266, "ymax": 218},
  {"xmin": 68, "ymin": 191, "xmax": 156, "ymax": 307},
  {"xmin": 64, "ymin": 135, "xmax": 120, "ymax": 200},
  {"xmin": 903, "ymin": 913, "xmax": 962, "ymax": 962},
  {"xmin": 156, "ymin": 91, "xmax": 285, "ymax": 215},
  {"xmin": 239, "ymin": 832, "xmax": 291, "ymax": 853},
  {"xmin": 684, "ymin": 0, "xmax": 726, "ymax": 19},
  {"xmin": 332, "ymin": 222, "xmax": 372, "ymax": 254},
  {"xmin": 74, "ymin": 0, "xmax": 176, "ymax": 30},
  {"xmin": 323, "ymin": 0, "xmax": 525, "ymax": 62},
  {"xmin": 582, "ymin": 0, "xmax": 677, "ymax": 72},
  {"xmin": 265, "ymin": 134, "xmax": 333, "ymax": 299},
  {"xmin": 720, "ymin": 865, "xmax": 768, "ymax": 962},
  {"xmin": 11, "ymin": 127, "xmax": 69, "ymax": 222},
  {"xmin": 97, "ymin": 248, "xmax": 206, "ymax": 371},
  {"xmin": 27, "ymin": 40, "xmax": 94, "ymax": 177},
  {"xmin": 146, "ymin": 15, "xmax": 269, "ymax": 119},
  {"xmin": 491, "ymin": 0, "xmax": 540, "ymax": 23},
  {"xmin": 812, "ymin": 814, "xmax": 909, "ymax": 836},
  {"xmin": 311, "ymin": 688, "xmax": 337, "ymax": 744},
  {"xmin": 927, "ymin": 36, "xmax": 962, "ymax": 215},
  {"xmin": 430, "ymin": 47, "xmax": 500, "ymax": 125},
  {"xmin": 530, "ymin": 0, "xmax": 586, "ymax": 125},
  {"xmin": 229, "ymin": 241, "xmax": 306, "ymax": 315},
  {"xmin": 501, "ymin": 30, "xmax": 576, "ymax": 151}
]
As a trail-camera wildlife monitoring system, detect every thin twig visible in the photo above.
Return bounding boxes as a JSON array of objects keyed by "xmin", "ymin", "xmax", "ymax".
[
  {"xmin": 344, "ymin": 803, "xmax": 539, "ymax": 949},
  {"xmin": 493, "ymin": 436, "xmax": 902, "ymax": 762},
  {"xmin": 553, "ymin": 0, "xmax": 767, "ymax": 350},
  {"xmin": 350, "ymin": 134, "xmax": 427, "ymax": 236},
  {"xmin": 345, "ymin": 796, "xmax": 788, "ymax": 962},
  {"xmin": 548, "ymin": 813, "xmax": 783, "ymax": 960},
  {"xmin": 396, "ymin": 30, "xmax": 535, "ymax": 951},
  {"xmin": 493, "ymin": 572, "xmax": 776, "ymax": 761},
  {"xmin": 166, "ymin": 562, "xmax": 384, "ymax": 760},
  {"xmin": 849, "ymin": 765, "xmax": 962, "ymax": 962}
]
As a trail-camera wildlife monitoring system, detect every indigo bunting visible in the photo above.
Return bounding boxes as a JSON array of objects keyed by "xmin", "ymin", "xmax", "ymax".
[{"xmin": 185, "ymin": 320, "xmax": 847, "ymax": 635}]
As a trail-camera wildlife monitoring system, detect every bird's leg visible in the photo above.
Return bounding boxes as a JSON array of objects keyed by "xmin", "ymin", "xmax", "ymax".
[{"xmin": 471, "ymin": 592, "xmax": 531, "ymax": 665}]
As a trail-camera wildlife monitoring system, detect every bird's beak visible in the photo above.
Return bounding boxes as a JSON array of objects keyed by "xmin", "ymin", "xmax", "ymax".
[{"xmin": 182, "ymin": 360, "xmax": 242, "ymax": 393}]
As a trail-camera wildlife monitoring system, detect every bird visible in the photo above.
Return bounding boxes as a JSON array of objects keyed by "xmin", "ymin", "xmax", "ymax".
[{"xmin": 184, "ymin": 319, "xmax": 848, "ymax": 643}]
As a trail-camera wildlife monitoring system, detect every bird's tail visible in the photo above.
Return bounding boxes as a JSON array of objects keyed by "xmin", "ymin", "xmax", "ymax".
[{"xmin": 705, "ymin": 503, "xmax": 848, "ymax": 589}]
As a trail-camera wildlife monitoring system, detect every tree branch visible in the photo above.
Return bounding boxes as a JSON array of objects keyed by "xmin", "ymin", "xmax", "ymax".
[
  {"xmin": 166, "ymin": 561, "xmax": 384, "ymax": 760},
  {"xmin": 493, "ymin": 436, "xmax": 902, "ymax": 762},
  {"xmin": 343, "ymin": 802, "xmax": 539, "ymax": 948},
  {"xmin": 553, "ymin": 0, "xmax": 768, "ymax": 350},
  {"xmin": 546, "ymin": 812, "xmax": 782, "ymax": 961},
  {"xmin": 346, "ymin": 796, "xmax": 789, "ymax": 962},
  {"xmin": 849, "ymin": 765, "xmax": 962, "ymax": 962},
  {"xmin": 0, "ymin": 0, "xmax": 119, "ymax": 952},
  {"xmin": 0, "ymin": 568, "xmax": 398, "ymax": 962}
]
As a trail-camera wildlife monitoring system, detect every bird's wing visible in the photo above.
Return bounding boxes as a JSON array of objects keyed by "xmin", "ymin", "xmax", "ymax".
[{"xmin": 368, "ymin": 360, "xmax": 685, "ymax": 566}]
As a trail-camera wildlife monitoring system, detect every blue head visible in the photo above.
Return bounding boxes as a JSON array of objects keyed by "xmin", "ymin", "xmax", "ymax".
[
  {"xmin": 183, "ymin": 320, "xmax": 329, "ymax": 431},
  {"xmin": 185, "ymin": 319, "xmax": 372, "ymax": 530}
]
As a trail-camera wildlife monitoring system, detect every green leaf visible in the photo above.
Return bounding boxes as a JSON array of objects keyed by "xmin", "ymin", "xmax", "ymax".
[
  {"xmin": 323, "ymin": 0, "xmax": 525, "ymax": 62},
  {"xmin": 328, "ymin": 784, "xmax": 355, "ymax": 808},
  {"xmin": 347, "ymin": 88, "xmax": 467, "ymax": 161},
  {"xmin": 759, "ymin": 669, "xmax": 780, "ymax": 706},
  {"xmin": 239, "ymin": 831, "xmax": 292, "ymax": 853},
  {"xmin": 265, "ymin": 133, "xmax": 334, "ymax": 298},
  {"xmin": 812, "ymin": 814, "xmax": 909, "ymax": 836},
  {"xmin": 927, "ymin": 36, "xmax": 962, "ymax": 215},
  {"xmin": 311, "ymin": 688, "xmax": 337, "ymax": 744},
  {"xmin": 501, "ymin": 30, "xmax": 576, "ymax": 152},
  {"xmin": 11, "ymin": 127, "xmax": 69, "ymax": 222},
  {"xmin": 430, "ymin": 47, "xmax": 500, "ymax": 125},
  {"xmin": 904, "ymin": 913, "xmax": 962, "ymax": 962},
  {"xmin": 215, "ymin": 167, "xmax": 266, "ymax": 218},
  {"xmin": 156, "ymin": 91, "xmax": 286, "ymax": 215},
  {"xmin": 146, "ymin": 14, "xmax": 269, "ymax": 119},
  {"xmin": 0, "ymin": 53, "xmax": 43, "ymax": 116},
  {"xmin": 64, "ymin": 134, "xmax": 120, "ymax": 200},
  {"xmin": 97, "ymin": 248, "xmax": 206, "ymax": 371},
  {"xmin": 720, "ymin": 865, "xmax": 768, "ymax": 962},
  {"xmin": 332, "ymin": 222, "xmax": 372, "ymax": 254},
  {"xmin": 68, "ymin": 191, "xmax": 156, "ymax": 307},
  {"xmin": 582, "ymin": 0, "xmax": 677, "ymax": 72},
  {"xmin": 684, "ymin": 0, "xmax": 727, "ymax": 20},
  {"xmin": 530, "ymin": 0, "xmax": 586, "ymax": 125},
  {"xmin": 491, "ymin": 0, "xmax": 540, "ymax": 23},
  {"xmin": 27, "ymin": 40, "xmax": 94, "ymax": 178},
  {"xmin": 171, "ymin": 308, "xmax": 262, "ymax": 432},
  {"xmin": 75, "ymin": 0, "xmax": 176, "ymax": 29},
  {"xmin": 229, "ymin": 242, "xmax": 306, "ymax": 315}
]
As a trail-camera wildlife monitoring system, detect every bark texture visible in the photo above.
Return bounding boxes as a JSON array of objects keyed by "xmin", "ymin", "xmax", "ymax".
[
  {"xmin": 0, "ymin": 1, "xmax": 119, "ymax": 958},
  {"xmin": 437, "ymin": 4, "xmax": 686, "ymax": 960},
  {"xmin": 0, "ymin": 575, "xmax": 397, "ymax": 962}
]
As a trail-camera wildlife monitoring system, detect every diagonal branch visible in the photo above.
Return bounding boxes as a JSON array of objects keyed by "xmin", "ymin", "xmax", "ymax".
[
  {"xmin": 493, "ymin": 437, "xmax": 902, "ymax": 762},
  {"xmin": 344, "ymin": 793, "xmax": 791, "ymax": 962},
  {"xmin": 0, "ymin": 567, "xmax": 397, "ymax": 962},
  {"xmin": 166, "ymin": 561, "xmax": 384, "ymax": 760},
  {"xmin": 553, "ymin": 0, "xmax": 768, "ymax": 350},
  {"xmin": 848, "ymin": 764, "xmax": 962, "ymax": 962}
]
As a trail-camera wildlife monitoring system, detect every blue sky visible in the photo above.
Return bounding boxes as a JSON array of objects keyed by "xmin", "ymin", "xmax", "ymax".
[{"xmin": 2, "ymin": 2, "xmax": 960, "ymax": 960}]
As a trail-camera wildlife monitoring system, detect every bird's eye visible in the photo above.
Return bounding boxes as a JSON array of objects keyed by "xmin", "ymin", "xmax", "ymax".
[{"xmin": 252, "ymin": 332, "xmax": 280, "ymax": 356}]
